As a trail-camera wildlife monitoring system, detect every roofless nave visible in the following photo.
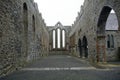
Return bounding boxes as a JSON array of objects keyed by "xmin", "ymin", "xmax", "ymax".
[{"xmin": 0, "ymin": 0, "xmax": 120, "ymax": 77}]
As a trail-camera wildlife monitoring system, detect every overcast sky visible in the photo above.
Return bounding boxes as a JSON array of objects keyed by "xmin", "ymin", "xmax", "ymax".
[{"xmin": 34, "ymin": 0, "xmax": 84, "ymax": 26}]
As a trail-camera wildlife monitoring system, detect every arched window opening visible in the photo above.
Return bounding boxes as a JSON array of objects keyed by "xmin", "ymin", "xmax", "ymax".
[
  {"xmin": 62, "ymin": 30, "xmax": 65, "ymax": 48},
  {"xmin": 53, "ymin": 30, "xmax": 56, "ymax": 48},
  {"xmin": 97, "ymin": 7, "xmax": 119, "ymax": 34},
  {"xmin": 32, "ymin": 15, "xmax": 35, "ymax": 39},
  {"xmin": 111, "ymin": 9, "xmax": 115, "ymax": 13},
  {"xmin": 23, "ymin": 3, "xmax": 28, "ymax": 28},
  {"xmin": 23, "ymin": 3, "xmax": 28, "ymax": 56},
  {"xmin": 23, "ymin": 3, "xmax": 27, "ymax": 11},
  {"xmin": 57, "ymin": 28, "xmax": 61, "ymax": 48},
  {"xmin": 97, "ymin": 6, "xmax": 111, "ymax": 34},
  {"xmin": 23, "ymin": 3, "xmax": 28, "ymax": 34},
  {"xmin": 106, "ymin": 9, "xmax": 119, "ymax": 30},
  {"xmin": 107, "ymin": 35, "xmax": 110, "ymax": 48}
]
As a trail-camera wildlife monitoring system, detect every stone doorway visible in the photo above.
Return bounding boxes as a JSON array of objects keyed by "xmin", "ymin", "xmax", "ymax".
[
  {"xmin": 78, "ymin": 38, "xmax": 82, "ymax": 57},
  {"xmin": 82, "ymin": 36, "xmax": 88, "ymax": 58}
]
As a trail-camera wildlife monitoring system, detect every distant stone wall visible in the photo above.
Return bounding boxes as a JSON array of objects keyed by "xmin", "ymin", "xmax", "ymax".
[
  {"xmin": 69, "ymin": 0, "xmax": 120, "ymax": 62},
  {"xmin": 47, "ymin": 22, "xmax": 71, "ymax": 55},
  {"xmin": 0, "ymin": 0, "xmax": 49, "ymax": 77}
]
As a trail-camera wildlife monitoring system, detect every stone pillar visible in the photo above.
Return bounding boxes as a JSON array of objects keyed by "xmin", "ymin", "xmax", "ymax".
[
  {"xmin": 55, "ymin": 30, "xmax": 57, "ymax": 49},
  {"xmin": 64, "ymin": 32, "xmax": 67, "ymax": 50},
  {"xmin": 61, "ymin": 30, "xmax": 63, "ymax": 49},
  {"xmin": 52, "ymin": 31, "xmax": 53, "ymax": 50}
]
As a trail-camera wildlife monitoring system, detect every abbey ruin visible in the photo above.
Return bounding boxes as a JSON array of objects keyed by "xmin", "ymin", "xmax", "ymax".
[
  {"xmin": 69, "ymin": 0, "xmax": 120, "ymax": 62},
  {"xmin": 0, "ymin": 0, "xmax": 120, "ymax": 77}
]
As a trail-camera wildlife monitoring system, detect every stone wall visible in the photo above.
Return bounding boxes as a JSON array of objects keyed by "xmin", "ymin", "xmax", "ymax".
[
  {"xmin": 0, "ymin": 0, "xmax": 49, "ymax": 77},
  {"xmin": 106, "ymin": 30, "xmax": 120, "ymax": 61},
  {"xmin": 47, "ymin": 22, "xmax": 71, "ymax": 55},
  {"xmin": 69, "ymin": 0, "xmax": 120, "ymax": 62}
]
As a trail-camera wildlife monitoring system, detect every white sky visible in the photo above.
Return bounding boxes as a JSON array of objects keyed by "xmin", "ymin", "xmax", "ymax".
[{"xmin": 34, "ymin": 0, "xmax": 84, "ymax": 26}]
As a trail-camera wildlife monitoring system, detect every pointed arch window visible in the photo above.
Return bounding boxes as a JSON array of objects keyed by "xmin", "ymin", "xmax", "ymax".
[
  {"xmin": 23, "ymin": 3, "xmax": 28, "ymax": 56},
  {"xmin": 32, "ymin": 15, "xmax": 35, "ymax": 39}
]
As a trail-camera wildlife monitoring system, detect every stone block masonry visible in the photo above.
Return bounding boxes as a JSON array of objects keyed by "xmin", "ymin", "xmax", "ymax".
[
  {"xmin": 69, "ymin": 0, "xmax": 120, "ymax": 62},
  {"xmin": 1, "ymin": 0, "xmax": 120, "ymax": 78},
  {"xmin": 0, "ymin": 0, "xmax": 49, "ymax": 77}
]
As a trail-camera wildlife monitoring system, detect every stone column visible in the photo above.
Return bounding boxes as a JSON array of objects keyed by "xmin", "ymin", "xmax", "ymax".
[
  {"xmin": 52, "ymin": 31, "xmax": 53, "ymax": 50},
  {"xmin": 55, "ymin": 30, "xmax": 57, "ymax": 50},
  {"xmin": 61, "ymin": 30, "xmax": 63, "ymax": 49},
  {"xmin": 65, "ymin": 32, "xmax": 66, "ymax": 50}
]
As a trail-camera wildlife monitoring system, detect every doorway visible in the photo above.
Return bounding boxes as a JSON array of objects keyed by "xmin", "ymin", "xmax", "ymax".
[{"xmin": 82, "ymin": 36, "xmax": 88, "ymax": 58}]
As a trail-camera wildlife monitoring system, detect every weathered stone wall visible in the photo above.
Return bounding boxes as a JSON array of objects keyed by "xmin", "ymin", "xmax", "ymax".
[
  {"xmin": 69, "ymin": 0, "xmax": 120, "ymax": 62},
  {"xmin": 105, "ymin": 30, "xmax": 120, "ymax": 61},
  {"xmin": 0, "ymin": 0, "xmax": 49, "ymax": 77},
  {"xmin": 40, "ymin": 19, "xmax": 49, "ymax": 56},
  {"xmin": 0, "ymin": 0, "xmax": 23, "ymax": 76},
  {"xmin": 47, "ymin": 22, "xmax": 71, "ymax": 55}
]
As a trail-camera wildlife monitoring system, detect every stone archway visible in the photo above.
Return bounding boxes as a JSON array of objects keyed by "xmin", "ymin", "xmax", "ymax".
[
  {"xmin": 97, "ymin": 6, "xmax": 120, "ymax": 62},
  {"xmin": 78, "ymin": 38, "xmax": 82, "ymax": 57},
  {"xmin": 82, "ymin": 36, "xmax": 88, "ymax": 58}
]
